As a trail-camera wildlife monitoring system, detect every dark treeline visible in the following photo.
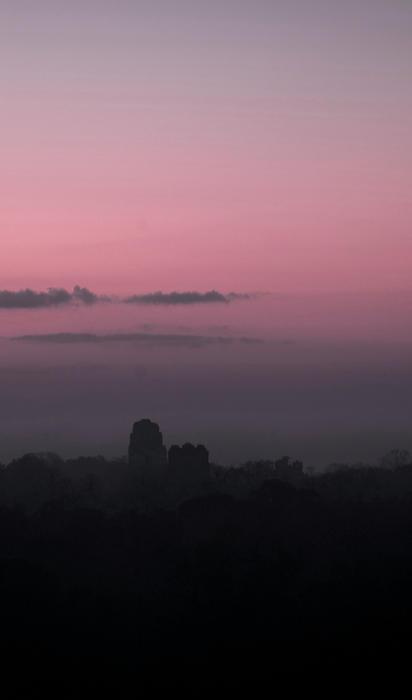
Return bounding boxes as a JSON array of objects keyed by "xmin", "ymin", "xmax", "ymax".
[{"xmin": 1, "ymin": 442, "xmax": 412, "ymax": 694}]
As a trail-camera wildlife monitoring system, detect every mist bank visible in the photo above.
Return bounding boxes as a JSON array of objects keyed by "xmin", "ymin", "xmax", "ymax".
[
  {"xmin": 0, "ymin": 290, "xmax": 411, "ymax": 464},
  {"xmin": 0, "ymin": 357, "xmax": 410, "ymax": 467}
]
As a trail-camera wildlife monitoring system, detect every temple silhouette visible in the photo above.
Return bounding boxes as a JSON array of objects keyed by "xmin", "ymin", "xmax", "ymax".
[{"xmin": 128, "ymin": 419, "xmax": 210, "ymax": 482}]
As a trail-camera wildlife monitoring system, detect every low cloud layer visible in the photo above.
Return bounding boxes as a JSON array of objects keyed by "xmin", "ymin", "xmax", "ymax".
[
  {"xmin": 0, "ymin": 288, "xmax": 72, "ymax": 309},
  {"xmin": 0, "ymin": 286, "xmax": 105, "ymax": 309},
  {"xmin": 0, "ymin": 287, "xmax": 251, "ymax": 309},
  {"xmin": 124, "ymin": 291, "xmax": 250, "ymax": 305},
  {"xmin": 12, "ymin": 332, "xmax": 262, "ymax": 348},
  {"xmin": 72, "ymin": 285, "xmax": 104, "ymax": 305}
]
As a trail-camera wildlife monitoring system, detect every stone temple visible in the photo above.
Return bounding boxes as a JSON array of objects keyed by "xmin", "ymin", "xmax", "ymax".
[
  {"xmin": 128, "ymin": 420, "xmax": 210, "ymax": 483},
  {"xmin": 168, "ymin": 443, "xmax": 210, "ymax": 482},
  {"xmin": 128, "ymin": 419, "xmax": 167, "ymax": 474}
]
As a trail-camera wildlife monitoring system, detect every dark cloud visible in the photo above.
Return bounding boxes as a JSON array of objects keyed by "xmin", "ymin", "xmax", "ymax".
[
  {"xmin": 123, "ymin": 291, "xmax": 250, "ymax": 305},
  {"xmin": 0, "ymin": 288, "xmax": 72, "ymax": 309},
  {"xmin": 12, "ymin": 332, "xmax": 263, "ymax": 348},
  {"xmin": 0, "ymin": 286, "xmax": 104, "ymax": 309},
  {"xmin": 72, "ymin": 285, "xmax": 105, "ymax": 305},
  {"xmin": 0, "ymin": 287, "xmax": 253, "ymax": 309}
]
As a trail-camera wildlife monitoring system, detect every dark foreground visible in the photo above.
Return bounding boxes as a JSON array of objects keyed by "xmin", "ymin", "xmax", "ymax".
[{"xmin": 1, "ymin": 452, "xmax": 412, "ymax": 695}]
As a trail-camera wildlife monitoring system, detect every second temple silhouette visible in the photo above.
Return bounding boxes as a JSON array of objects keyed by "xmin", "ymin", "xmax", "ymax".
[{"xmin": 128, "ymin": 419, "xmax": 210, "ymax": 482}]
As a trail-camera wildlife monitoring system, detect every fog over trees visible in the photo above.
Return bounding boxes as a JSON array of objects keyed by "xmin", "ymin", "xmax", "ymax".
[{"xmin": 1, "ymin": 420, "xmax": 412, "ymax": 693}]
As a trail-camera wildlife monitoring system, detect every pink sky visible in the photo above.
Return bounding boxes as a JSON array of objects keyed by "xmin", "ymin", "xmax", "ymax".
[{"xmin": 1, "ymin": 1, "xmax": 411, "ymax": 296}]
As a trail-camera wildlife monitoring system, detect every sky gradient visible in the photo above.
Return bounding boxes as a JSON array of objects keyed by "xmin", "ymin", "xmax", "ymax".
[
  {"xmin": 1, "ymin": 2, "xmax": 411, "ymax": 465},
  {"xmin": 1, "ymin": 0, "xmax": 411, "ymax": 294}
]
